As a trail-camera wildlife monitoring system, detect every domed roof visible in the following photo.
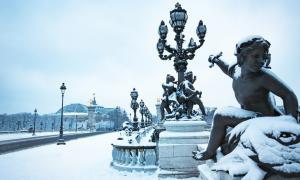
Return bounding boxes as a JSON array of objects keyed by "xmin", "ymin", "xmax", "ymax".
[{"xmin": 56, "ymin": 103, "xmax": 88, "ymax": 114}]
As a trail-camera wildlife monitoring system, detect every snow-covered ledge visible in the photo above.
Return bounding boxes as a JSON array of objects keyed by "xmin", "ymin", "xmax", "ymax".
[{"xmin": 111, "ymin": 127, "xmax": 158, "ymax": 172}]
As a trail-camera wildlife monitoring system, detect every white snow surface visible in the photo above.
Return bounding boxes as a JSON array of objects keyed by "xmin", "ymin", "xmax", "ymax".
[
  {"xmin": 112, "ymin": 128, "xmax": 156, "ymax": 147},
  {"xmin": 0, "ymin": 132, "xmax": 155, "ymax": 180},
  {"xmin": 214, "ymin": 106, "xmax": 257, "ymax": 119},
  {"xmin": 212, "ymin": 115, "xmax": 300, "ymax": 179},
  {"xmin": 233, "ymin": 66, "xmax": 241, "ymax": 79},
  {"xmin": 0, "ymin": 132, "xmax": 200, "ymax": 180},
  {"xmin": 212, "ymin": 147, "xmax": 267, "ymax": 180},
  {"xmin": 235, "ymin": 35, "xmax": 264, "ymax": 53}
]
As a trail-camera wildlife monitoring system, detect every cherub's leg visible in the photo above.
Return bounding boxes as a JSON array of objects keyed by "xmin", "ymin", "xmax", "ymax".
[
  {"xmin": 165, "ymin": 105, "xmax": 172, "ymax": 114},
  {"xmin": 193, "ymin": 107, "xmax": 256, "ymax": 160},
  {"xmin": 197, "ymin": 99, "xmax": 206, "ymax": 116},
  {"xmin": 186, "ymin": 101, "xmax": 193, "ymax": 118},
  {"xmin": 192, "ymin": 98, "xmax": 207, "ymax": 115},
  {"xmin": 160, "ymin": 101, "xmax": 172, "ymax": 120}
]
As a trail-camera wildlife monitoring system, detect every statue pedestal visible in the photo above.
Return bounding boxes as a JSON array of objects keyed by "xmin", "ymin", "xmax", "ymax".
[
  {"xmin": 158, "ymin": 118, "xmax": 209, "ymax": 178},
  {"xmin": 198, "ymin": 162, "xmax": 300, "ymax": 180}
]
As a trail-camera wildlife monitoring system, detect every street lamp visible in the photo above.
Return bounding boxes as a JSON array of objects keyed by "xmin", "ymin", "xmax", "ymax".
[
  {"xmin": 40, "ymin": 121, "xmax": 43, "ymax": 131},
  {"xmin": 157, "ymin": 2, "xmax": 207, "ymax": 84},
  {"xmin": 32, "ymin": 108, "xmax": 37, "ymax": 136},
  {"xmin": 139, "ymin": 100, "xmax": 145, "ymax": 128},
  {"xmin": 57, "ymin": 83, "xmax": 66, "ymax": 145},
  {"xmin": 130, "ymin": 88, "xmax": 139, "ymax": 131},
  {"xmin": 75, "ymin": 115, "xmax": 78, "ymax": 132}
]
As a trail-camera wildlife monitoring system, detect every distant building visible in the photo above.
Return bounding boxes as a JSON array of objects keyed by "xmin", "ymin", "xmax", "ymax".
[{"xmin": 0, "ymin": 95, "xmax": 129, "ymax": 132}]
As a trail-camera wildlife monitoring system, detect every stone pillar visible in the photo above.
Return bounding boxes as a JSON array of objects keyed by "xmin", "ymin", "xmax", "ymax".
[
  {"xmin": 155, "ymin": 98, "xmax": 162, "ymax": 125},
  {"xmin": 87, "ymin": 106, "xmax": 96, "ymax": 131},
  {"xmin": 155, "ymin": 103, "xmax": 161, "ymax": 123},
  {"xmin": 158, "ymin": 117, "xmax": 210, "ymax": 178}
]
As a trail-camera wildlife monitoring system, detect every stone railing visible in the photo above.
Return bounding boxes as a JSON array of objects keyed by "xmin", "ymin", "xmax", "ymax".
[{"xmin": 111, "ymin": 127, "xmax": 158, "ymax": 172}]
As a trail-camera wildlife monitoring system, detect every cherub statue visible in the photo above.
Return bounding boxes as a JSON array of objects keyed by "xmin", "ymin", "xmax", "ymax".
[
  {"xmin": 160, "ymin": 74, "xmax": 178, "ymax": 120},
  {"xmin": 177, "ymin": 71, "xmax": 206, "ymax": 118},
  {"xmin": 193, "ymin": 35, "xmax": 299, "ymax": 161}
]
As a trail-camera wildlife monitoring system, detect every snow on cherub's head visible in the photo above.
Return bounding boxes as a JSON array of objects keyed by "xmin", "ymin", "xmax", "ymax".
[{"xmin": 235, "ymin": 35, "xmax": 271, "ymax": 69}]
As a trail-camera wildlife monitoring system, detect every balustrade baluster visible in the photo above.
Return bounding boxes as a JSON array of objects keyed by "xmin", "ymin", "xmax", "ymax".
[
  {"xmin": 130, "ymin": 149, "xmax": 137, "ymax": 166},
  {"xmin": 138, "ymin": 148, "xmax": 145, "ymax": 166},
  {"xmin": 145, "ymin": 149, "xmax": 156, "ymax": 165},
  {"xmin": 125, "ymin": 149, "xmax": 131, "ymax": 165}
]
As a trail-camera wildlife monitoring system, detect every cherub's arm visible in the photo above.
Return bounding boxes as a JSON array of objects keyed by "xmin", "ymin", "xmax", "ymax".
[
  {"xmin": 162, "ymin": 82, "xmax": 174, "ymax": 89},
  {"xmin": 262, "ymin": 70, "xmax": 298, "ymax": 119},
  {"xmin": 192, "ymin": 76, "xmax": 197, "ymax": 84},
  {"xmin": 208, "ymin": 52, "xmax": 232, "ymax": 78}
]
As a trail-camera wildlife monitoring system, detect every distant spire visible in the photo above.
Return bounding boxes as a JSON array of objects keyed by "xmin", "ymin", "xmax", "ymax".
[{"xmin": 91, "ymin": 93, "xmax": 97, "ymax": 106}]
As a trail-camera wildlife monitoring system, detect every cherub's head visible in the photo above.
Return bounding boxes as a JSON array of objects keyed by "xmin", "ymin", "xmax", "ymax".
[
  {"xmin": 184, "ymin": 71, "xmax": 193, "ymax": 82},
  {"xmin": 235, "ymin": 35, "xmax": 271, "ymax": 72},
  {"xmin": 166, "ymin": 74, "xmax": 175, "ymax": 83}
]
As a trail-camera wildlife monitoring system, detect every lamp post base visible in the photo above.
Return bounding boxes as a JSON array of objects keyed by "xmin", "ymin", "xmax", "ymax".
[
  {"xmin": 57, "ymin": 138, "xmax": 66, "ymax": 145},
  {"xmin": 132, "ymin": 122, "xmax": 139, "ymax": 131}
]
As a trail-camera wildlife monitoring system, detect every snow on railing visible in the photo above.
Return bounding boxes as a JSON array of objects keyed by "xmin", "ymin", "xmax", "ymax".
[{"xmin": 111, "ymin": 127, "xmax": 157, "ymax": 172}]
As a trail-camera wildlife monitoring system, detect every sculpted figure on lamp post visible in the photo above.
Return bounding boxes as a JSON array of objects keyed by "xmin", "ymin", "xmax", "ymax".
[
  {"xmin": 177, "ymin": 71, "xmax": 206, "ymax": 118},
  {"xmin": 160, "ymin": 74, "xmax": 178, "ymax": 120}
]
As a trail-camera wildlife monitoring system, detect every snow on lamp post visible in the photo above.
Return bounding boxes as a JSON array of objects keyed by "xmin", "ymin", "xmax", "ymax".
[
  {"xmin": 157, "ymin": 2, "xmax": 207, "ymax": 85},
  {"xmin": 32, "ymin": 108, "xmax": 37, "ymax": 136},
  {"xmin": 130, "ymin": 88, "xmax": 139, "ymax": 131},
  {"xmin": 57, "ymin": 83, "xmax": 66, "ymax": 145}
]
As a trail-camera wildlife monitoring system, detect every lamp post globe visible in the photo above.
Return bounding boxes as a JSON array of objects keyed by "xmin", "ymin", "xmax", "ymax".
[
  {"xmin": 169, "ymin": 2, "xmax": 188, "ymax": 34},
  {"xmin": 57, "ymin": 83, "xmax": 66, "ymax": 145}
]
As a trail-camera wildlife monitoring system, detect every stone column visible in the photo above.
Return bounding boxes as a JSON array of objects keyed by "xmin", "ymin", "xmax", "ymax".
[{"xmin": 158, "ymin": 117, "xmax": 210, "ymax": 178}]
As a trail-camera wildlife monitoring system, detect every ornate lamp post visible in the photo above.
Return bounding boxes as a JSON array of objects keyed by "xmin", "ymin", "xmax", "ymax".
[
  {"xmin": 143, "ymin": 106, "xmax": 148, "ymax": 127},
  {"xmin": 40, "ymin": 121, "xmax": 43, "ymax": 131},
  {"xmin": 57, "ymin": 83, "xmax": 66, "ymax": 145},
  {"xmin": 32, "ymin": 108, "xmax": 37, "ymax": 136},
  {"xmin": 144, "ymin": 109, "xmax": 148, "ymax": 127},
  {"xmin": 75, "ymin": 115, "xmax": 78, "ymax": 132},
  {"xmin": 139, "ymin": 100, "xmax": 145, "ymax": 128},
  {"xmin": 130, "ymin": 88, "xmax": 139, "ymax": 131},
  {"xmin": 157, "ymin": 2, "xmax": 207, "ymax": 84}
]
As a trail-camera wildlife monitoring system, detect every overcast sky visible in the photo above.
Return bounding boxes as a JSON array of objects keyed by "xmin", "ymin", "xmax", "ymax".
[{"xmin": 1, "ymin": 0, "xmax": 300, "ymax": 115}]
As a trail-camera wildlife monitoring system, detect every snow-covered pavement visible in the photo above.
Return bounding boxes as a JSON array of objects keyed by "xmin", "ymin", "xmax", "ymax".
[{"xmin": 0, "ymin": 132, "xmax": 161, "ymax": 180}]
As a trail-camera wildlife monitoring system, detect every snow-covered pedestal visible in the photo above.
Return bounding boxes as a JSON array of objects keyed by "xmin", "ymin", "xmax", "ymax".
[
  {"xmin": 158, "ymin": 118, "xmax": 210, "ymax": 178},
  {"xmin": 198, "ymin": 115, "xmax": 300, "ymax": 180}
]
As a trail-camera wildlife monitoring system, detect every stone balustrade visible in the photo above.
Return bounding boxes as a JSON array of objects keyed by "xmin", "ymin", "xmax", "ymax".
[{"xmin": 111, "ymin": 127, "xmax": 158, "ymax": 172}]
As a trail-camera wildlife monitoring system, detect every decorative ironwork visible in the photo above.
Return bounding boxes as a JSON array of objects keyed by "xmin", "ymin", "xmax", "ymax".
[{"xmin": 157, "ymin": 2, "xmax": 206, "ymax": 84}]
